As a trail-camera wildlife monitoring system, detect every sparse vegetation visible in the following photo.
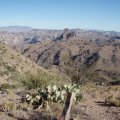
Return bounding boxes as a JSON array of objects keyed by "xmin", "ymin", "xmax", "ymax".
[
  {"xmin": 105, "ymin": 94, "xmax": 120, "ymax": 107},
  {"xmin": 0, "ymin": 101, "xmax": 17, "ymax": 112},
  {"xmin": 0, "ymin": 29, "xmax": 120, "ymax": 120},
  {"xmin": 20, "ymin": 83, "xmax": 82, "ymax": 119},
  {"xmin": 0, "ymin": 83, "xmax": 16, "ymax": 92}
]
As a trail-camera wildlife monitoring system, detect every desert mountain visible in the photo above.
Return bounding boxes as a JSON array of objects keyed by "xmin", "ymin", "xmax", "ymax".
[
  {"xmin": 0, "ymin": 28, "xmax": 120, "ymax": 120},
  {"xmin": 1, "ymin": 27, "xmax": 120, "ymax": 84},
  {"xmin": 0, "ymin": 42, "xmax": 69, "ymax": 88},
  {"xmin": 0, "ymin": 26, "xmax": 32, "ymax": 32},
  {"xmin": 0, "ymin": 26, "xmax": 62, "ymax": 45},
  {"xmin": 11, "ymin": 28, "xmax": 120, "ymax": 84},
  {"xmin": 1, "ymin": 26, "xmax": 120, "ymax": 46}
]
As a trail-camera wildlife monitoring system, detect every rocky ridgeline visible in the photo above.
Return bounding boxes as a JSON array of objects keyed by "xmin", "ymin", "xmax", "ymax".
[{"xmin": 55, "ymin": 28, "xmax": 76, "ymax": 41}]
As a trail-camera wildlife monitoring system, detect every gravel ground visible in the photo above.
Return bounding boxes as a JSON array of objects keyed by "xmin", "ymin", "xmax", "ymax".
[{"xmin": 0, "ymin": 92, "xmax": 120, "ymax": 120}]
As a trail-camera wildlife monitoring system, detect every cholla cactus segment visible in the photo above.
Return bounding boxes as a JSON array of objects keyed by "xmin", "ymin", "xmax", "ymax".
[
  {"xmin": 46, "ymin": 85, "xmax": 51, "ymax": 93},
  {"xmin": 26, "ymin": 94, "xmax": 32, "ymax": 101},
  {"xmin": 61, "ymin": 90, "xmax": 66, "ymax": 95},
  {"xmin": 47, "ymin": 85, "xmax": 51, "ymax": 90},
  {"xmin": 41, "ymin": 89, "xmax": 45, "ymax": 93},
  {"xmin": 67, "ymin": 84, "xmax": 72, "ymax": 89},
  {"xmin": 61, "ymin": 95, "xmax": 65, "ymax": 101},
  {"xmin": 56, "ymin": 91, "xmax": 61, "ymax": 97},
  {"xmin": 26, "ymin": 94, "xmax": 30, "ymax": 98},
  {"xmin": 62, "ymin": 85, "xmax": 68, "ymax": 90},
  {"xmin": 74, "ymin": 88, "xmax": 80, "ymax": 94},
  {"xmin": 36, "ymin": 95, "xmax": 41, "ymax": 100},
  {"xmin": 48, "ymin": 94, "xmax": 51, "ymax": 99},
  {"xmin": 53, "ymin": 85, "xmax": 58, "ymax": 91}
]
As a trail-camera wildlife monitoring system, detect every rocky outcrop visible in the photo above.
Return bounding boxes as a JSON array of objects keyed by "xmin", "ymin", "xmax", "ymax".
[{"xmin": 55, "ymin": 28, "xmax": 76, "ymax": 41}]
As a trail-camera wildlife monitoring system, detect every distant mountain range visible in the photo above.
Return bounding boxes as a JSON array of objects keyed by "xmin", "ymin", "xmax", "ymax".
[
  {"xmin": 0, "ymin": 26, "xmax": 119, "ymax": 34},
  {"xmin": 0, "ymin": 26, "xmax": 120, "ymax": 45},
  {"xmin": 0, "ymin": 26, "xmax": 33, "ymax": 32}
]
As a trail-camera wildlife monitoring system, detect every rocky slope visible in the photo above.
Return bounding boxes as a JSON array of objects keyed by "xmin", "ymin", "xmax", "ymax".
[
  {"xmin": 1, "ymin": 27, "xmax": 120, "ymax": 83},
  {"xmin": 0, "ymin": 28, "xmax": 120, "ymax": 120},
  {"xmin": 13, "ymin": 29, "xmax": 120, "ymax": 84},
  {"xmin": 0, "ymin": 42, "xmax": 69, "ymax": 88},
  {"xmin": 0, "ymin": 42, "xmax": 72, "ymax": 120}
]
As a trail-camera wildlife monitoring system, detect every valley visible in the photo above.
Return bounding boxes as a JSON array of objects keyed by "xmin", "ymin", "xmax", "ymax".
[{"xmin": 0, "ymin": 27, "xmax": 120, "ymax": 120}]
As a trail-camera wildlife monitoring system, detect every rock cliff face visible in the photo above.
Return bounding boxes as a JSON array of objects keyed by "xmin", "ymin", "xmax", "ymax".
[{"xmin": 55, "ymin": 28, "xmax": 76, "ymax": 40}]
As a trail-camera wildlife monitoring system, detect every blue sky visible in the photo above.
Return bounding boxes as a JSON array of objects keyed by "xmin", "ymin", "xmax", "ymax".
[{"xmin": 0, "ymin": 0, "xmax": 120, "ymax": 31}]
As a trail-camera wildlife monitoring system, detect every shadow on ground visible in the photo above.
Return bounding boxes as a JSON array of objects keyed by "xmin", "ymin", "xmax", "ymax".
[{"xmin": 94, "ymin": 101, "xmax": 116, "ymax": 107}]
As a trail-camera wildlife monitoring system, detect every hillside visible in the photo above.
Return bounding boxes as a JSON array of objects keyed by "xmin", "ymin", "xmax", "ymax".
[
  {"xmin": 13, "ymin": 29, "xmax": 120, "ymax": 84},
  {"xmin": 0, "ymin": 29, "xmax": 120, "ymax": 120},
  {"xmin": 0, "ymin": 42, "xmax": 69, "ymax": 89},
  {"xmin": 0, "ymin": 42, "xmax": 72, "ymax": 120}
]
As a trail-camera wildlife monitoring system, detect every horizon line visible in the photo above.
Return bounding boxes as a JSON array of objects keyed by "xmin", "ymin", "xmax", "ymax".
[{"xmin": 0, "ymin": 25, "xmax": 120, "ymax": 32}]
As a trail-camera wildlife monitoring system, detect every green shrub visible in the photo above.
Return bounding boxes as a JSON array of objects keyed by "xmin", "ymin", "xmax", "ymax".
[
  {"xmin": 11, "ymin": 70, "xmax": 64, "ymax": 90},
  {"xmin": 21, "ymin": 73, "xmax": 45, "ymax": 89},
  {"xmin": 0, "ymin": 83, "xmax": 15, "ymax": 92},
  {"xmin": 9, "ymin": 66, "xmax": 66, "ymax": 91}
]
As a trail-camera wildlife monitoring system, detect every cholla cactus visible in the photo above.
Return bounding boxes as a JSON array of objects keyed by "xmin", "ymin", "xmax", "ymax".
[
  {"xmin": 25, "ymin": 93, "xmax": 32, "ymax": 104},
  {"xmin": 53, "ymin": 85, "xmax": 58, "ymax": 92},
  {"xmin": 46, "ymin": 85, "xmax": 51, "ymax": 93},
  {"xmin": 24, "ymin": 84, "xmax": 82, "ymax": 110},
  {"xmin": 36, "ymin": 94, "xmax": 41, "ymax": 100}
]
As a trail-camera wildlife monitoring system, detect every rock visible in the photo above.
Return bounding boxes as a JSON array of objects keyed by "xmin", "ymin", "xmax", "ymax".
[{"xmin": 56, "ymin": 28, "xmax": 76, "ymax": 41}]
